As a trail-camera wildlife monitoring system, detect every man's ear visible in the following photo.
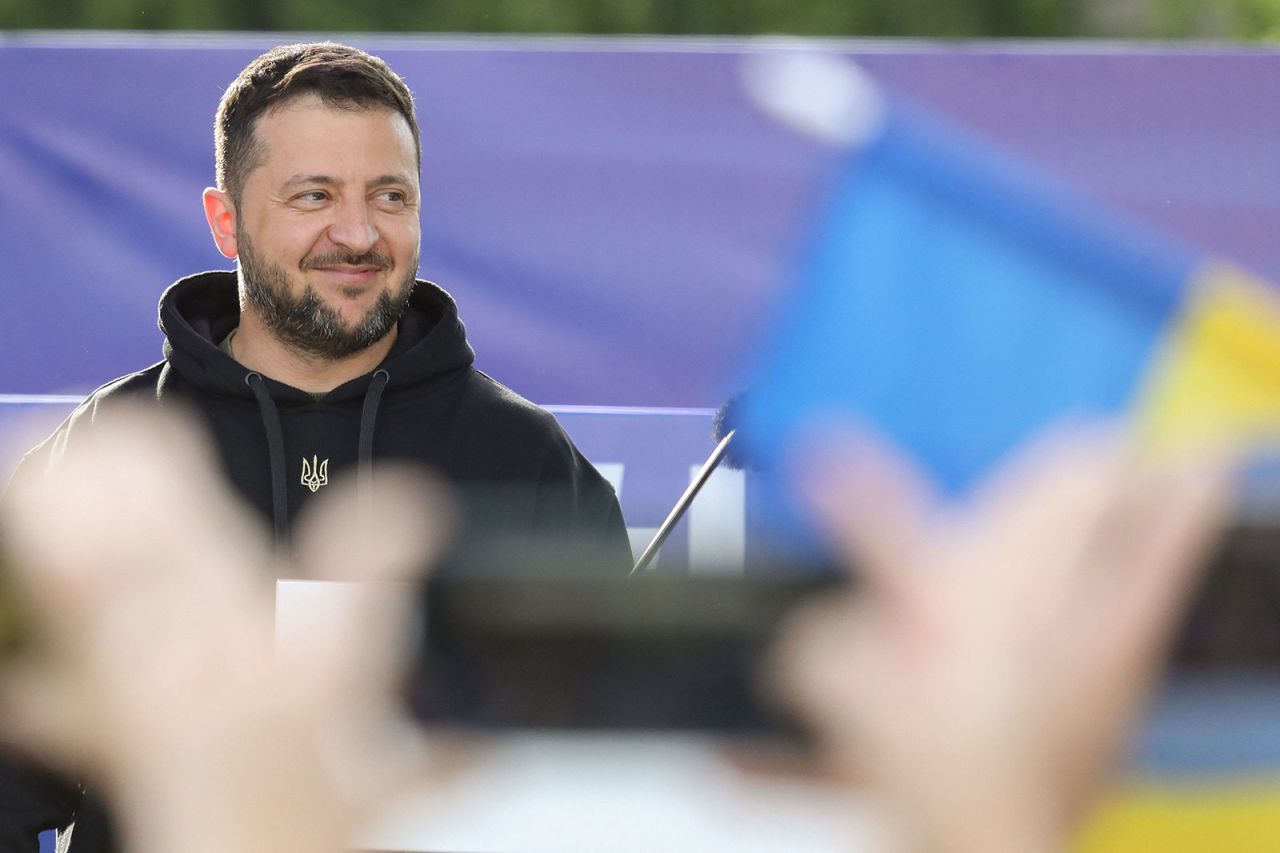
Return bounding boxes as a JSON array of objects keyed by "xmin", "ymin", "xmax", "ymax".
[{"xmin": 203, "ymin": 188, "xmax": 239, "ymax": 259}]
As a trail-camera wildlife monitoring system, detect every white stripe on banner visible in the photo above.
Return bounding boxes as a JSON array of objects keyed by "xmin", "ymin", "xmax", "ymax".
[
  {"xmin": 0, "ymin": 394, "xmax": 85, "ymax": 405},
  {"xmin": 544, "ymin": 405, "xmax": 716, "ymax": 417},
  {"xmin": 0, "ymin": 396, "xmax": 715, "ymax": 417}
]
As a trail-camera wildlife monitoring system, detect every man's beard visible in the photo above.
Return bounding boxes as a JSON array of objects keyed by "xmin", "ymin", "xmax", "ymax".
[{"xmin": 237, "ymin": 230, "xmax": 416, "ymax": 361}]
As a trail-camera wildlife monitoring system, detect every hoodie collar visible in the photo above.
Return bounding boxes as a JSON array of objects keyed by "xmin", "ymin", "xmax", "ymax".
[{"xmin": 157, "ymin": 271, "xmax": 476, "ymax": 402}]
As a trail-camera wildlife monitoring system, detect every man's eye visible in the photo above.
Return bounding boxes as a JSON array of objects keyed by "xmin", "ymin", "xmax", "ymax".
[
  {"xmin": 379, "ymin": 190, "xmax": 406, "ymax": 204},
  {"xmin": 294, "ymin": 191, "xmax": 328, "ymax": 204}
]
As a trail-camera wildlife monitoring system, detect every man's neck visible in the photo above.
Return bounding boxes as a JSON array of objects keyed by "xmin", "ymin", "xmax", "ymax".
[{"xmin": 230, "ymin": 312, "xmax": 397, "ymax": 394}]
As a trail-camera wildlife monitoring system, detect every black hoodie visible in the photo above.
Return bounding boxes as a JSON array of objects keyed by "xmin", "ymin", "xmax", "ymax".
[
  {"xmin": 21, "ymin": 271, "xmax": 631, "ymax": 561},
  {"xmin": 2, "ymin": 271, "xmax": 631, "ymax": 853}
]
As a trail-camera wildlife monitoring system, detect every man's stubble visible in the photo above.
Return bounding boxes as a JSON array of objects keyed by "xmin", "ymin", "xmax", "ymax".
[{"xmin": 236, "ymin": 228, "xmax": 416, "ymax": 361}]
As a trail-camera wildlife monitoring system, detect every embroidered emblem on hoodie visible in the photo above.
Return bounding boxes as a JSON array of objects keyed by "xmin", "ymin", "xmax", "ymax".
[{"xmin": 301, "ymin": 456, "xmax": 329, "ymax": 493}]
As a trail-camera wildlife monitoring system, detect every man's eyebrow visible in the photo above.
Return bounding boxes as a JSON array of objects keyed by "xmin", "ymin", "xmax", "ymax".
[
  {"xmin": 368, "ymin": 173, "xmax": 415, "ymax": 189},
  {"xmin": 281, "ymin": 174, "xmax": 339, "ymax": 189}
]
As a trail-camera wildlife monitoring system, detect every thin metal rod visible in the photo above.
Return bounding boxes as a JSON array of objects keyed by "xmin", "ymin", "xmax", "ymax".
[{"xmin": 630, "ymin": 430, "xmax": 735, "ymax": 576}]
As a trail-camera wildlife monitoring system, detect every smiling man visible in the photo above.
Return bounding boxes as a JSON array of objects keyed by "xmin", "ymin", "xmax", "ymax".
[
  {"xmin": 13, "ymin": 43, "xmax": 631, "ymax": 547},
  {"xmin": 3, "ymin": 42, "xmax": 631, "ymax": 852},
  {"xmin": 207, "ymin": 86, "xmax": 422, "ymax": 385}
]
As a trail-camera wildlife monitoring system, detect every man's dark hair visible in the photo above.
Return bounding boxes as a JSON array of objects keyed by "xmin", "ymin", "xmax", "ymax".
[{"xmin": 215, "ymin": 42, "xmax": 420, "ymax": 204}]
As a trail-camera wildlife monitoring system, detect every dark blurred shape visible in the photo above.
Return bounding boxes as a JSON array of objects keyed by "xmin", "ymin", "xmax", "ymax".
[
  {"xmin": 1174, "ymin": 521, "xmax": 1280, "ymax": 669},
  {"xmin": 711, "ymin": 390, "xmax": 756, "ymax": 472},
  {"xmin": 407, "ymin": 546, "xmax": 842, "ymax": 740}
]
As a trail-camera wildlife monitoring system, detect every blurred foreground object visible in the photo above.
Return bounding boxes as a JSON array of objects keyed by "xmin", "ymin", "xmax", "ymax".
[
  {"xmin": 0, "ymin": 406, "xmax": 447, "ymax": 853},
  {"xmin": 737, "ymin": 52, "xmax": 1280, "ymax": 549},
  {"xmin": 772, "ymin": 425, "xmax": 1233, "ymax": 853},
  {"xmin": 407, "ymin": 568, "xmax": 838, "ymax": 735},
  {"xmin": 0, "ymin": 406, "xmax": 1247, "ymax": 852}
]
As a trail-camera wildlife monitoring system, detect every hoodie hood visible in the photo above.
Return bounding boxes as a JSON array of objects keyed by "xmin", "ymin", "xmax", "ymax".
[{"xmin": 158, "ymin": 270, "xmax": 476, "ymax": 403}]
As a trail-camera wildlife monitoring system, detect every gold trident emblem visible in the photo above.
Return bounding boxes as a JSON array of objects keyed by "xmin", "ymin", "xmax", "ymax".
[{"xmin": 301, "ymin": 455, "xmax": 329, "ymax": 493}]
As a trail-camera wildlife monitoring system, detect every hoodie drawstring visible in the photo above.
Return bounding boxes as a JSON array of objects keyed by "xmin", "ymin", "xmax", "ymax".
[
  {"xmin": 245, "ymin": 372, "xmax": 288, "ymax": 545},
  {"xmin": 245, "ymin": 369, "xmax": 391, "ymax": 544},
  {"xmin": 358, "ymin": 369, "xmax": 391, "ymax": 504}
]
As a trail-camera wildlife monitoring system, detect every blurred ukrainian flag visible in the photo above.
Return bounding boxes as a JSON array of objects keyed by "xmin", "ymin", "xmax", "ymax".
[
  {"xmin": 738, "ymin": 52, "xmax": 1280, "ymax": 849},
  {"xmin": 737, "ymin": 53, "xmax": 1280, "ymax": 496}
]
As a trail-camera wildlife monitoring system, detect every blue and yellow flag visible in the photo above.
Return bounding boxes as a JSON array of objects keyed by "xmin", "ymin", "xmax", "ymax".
[{"xmin": 738, "ymin": 62, "xmax": 1280, "ymax": 498}]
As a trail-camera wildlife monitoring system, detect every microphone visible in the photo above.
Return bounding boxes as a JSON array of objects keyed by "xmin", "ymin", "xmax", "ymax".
[
  {"xmin": 630, "ymin": 393, "xmax": 748, "ymax": 575},
  {"xmin": 710, "ymin": 392, "xmax": 749, "ymax": 471}
]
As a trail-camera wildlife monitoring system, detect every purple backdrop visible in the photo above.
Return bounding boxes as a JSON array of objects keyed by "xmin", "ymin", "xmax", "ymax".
[{"xmin": 3, "ymin": 34, "xmax": 1279, "ymax": 406}]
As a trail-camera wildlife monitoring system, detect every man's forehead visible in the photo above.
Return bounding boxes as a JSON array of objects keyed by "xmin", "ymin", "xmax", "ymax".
[{"xmin": 249, "ymin": 95, "xmax": 419, "ymax": 177}]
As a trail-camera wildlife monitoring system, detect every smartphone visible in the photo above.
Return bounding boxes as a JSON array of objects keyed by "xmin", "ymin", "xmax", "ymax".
[{"xmin": 404, "ymin": 553, "xmax": 843, "ymax": 741}]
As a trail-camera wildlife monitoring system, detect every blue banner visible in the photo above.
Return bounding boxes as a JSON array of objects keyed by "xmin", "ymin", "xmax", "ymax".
[{"xmin": 3, "ymin": 35, "xmax": 1279, "ymax": 407}]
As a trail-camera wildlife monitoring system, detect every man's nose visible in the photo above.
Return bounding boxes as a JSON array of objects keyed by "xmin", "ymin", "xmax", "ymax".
[{"xmin": 326, "ymin": 199, "xmax": 379, "ymax": 254}]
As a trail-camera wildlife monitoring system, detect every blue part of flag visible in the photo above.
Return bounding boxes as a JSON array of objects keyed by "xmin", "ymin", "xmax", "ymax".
[{"xmin": 737, "ymin": 96, "xmax": 1200, "ymax": 550}]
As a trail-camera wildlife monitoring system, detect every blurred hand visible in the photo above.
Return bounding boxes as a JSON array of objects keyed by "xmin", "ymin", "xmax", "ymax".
[
  {"xmin": 0, "ymin": 406, "xmax": 452, "ymax": 853},
  {"xmin": 771, "ymin": 425, "xmax": 1232, "ymax": 853}
]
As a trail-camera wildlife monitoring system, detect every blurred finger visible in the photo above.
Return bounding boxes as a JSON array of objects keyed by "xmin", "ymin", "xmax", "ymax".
[
  {"xmin": 1, "ymin": 404, "xmax": 271, "ymax": 630},
  {"xmin": 1099, "ymin": 451, "xmax": 1233, "ymax": 628},
  {"xmin": 958, "ymin": 424, "xmax": 1129, "ymax": 605},
  {"xmin": 790, "ymin": 422, "xmax": 936, "ymax": 600},
  {"xmin": 767, "ymin": 591, "xmax": 869, "ymax": 741}
]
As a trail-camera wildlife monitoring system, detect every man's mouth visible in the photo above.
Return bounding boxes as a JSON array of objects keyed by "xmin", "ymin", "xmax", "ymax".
[
  {"xmin": 311, "ymin": 265, "xmax": 383, "ymax": 285},
  {"xmin": 304, "ymin": 251, "xmax": 393, "ymax": 272}
]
